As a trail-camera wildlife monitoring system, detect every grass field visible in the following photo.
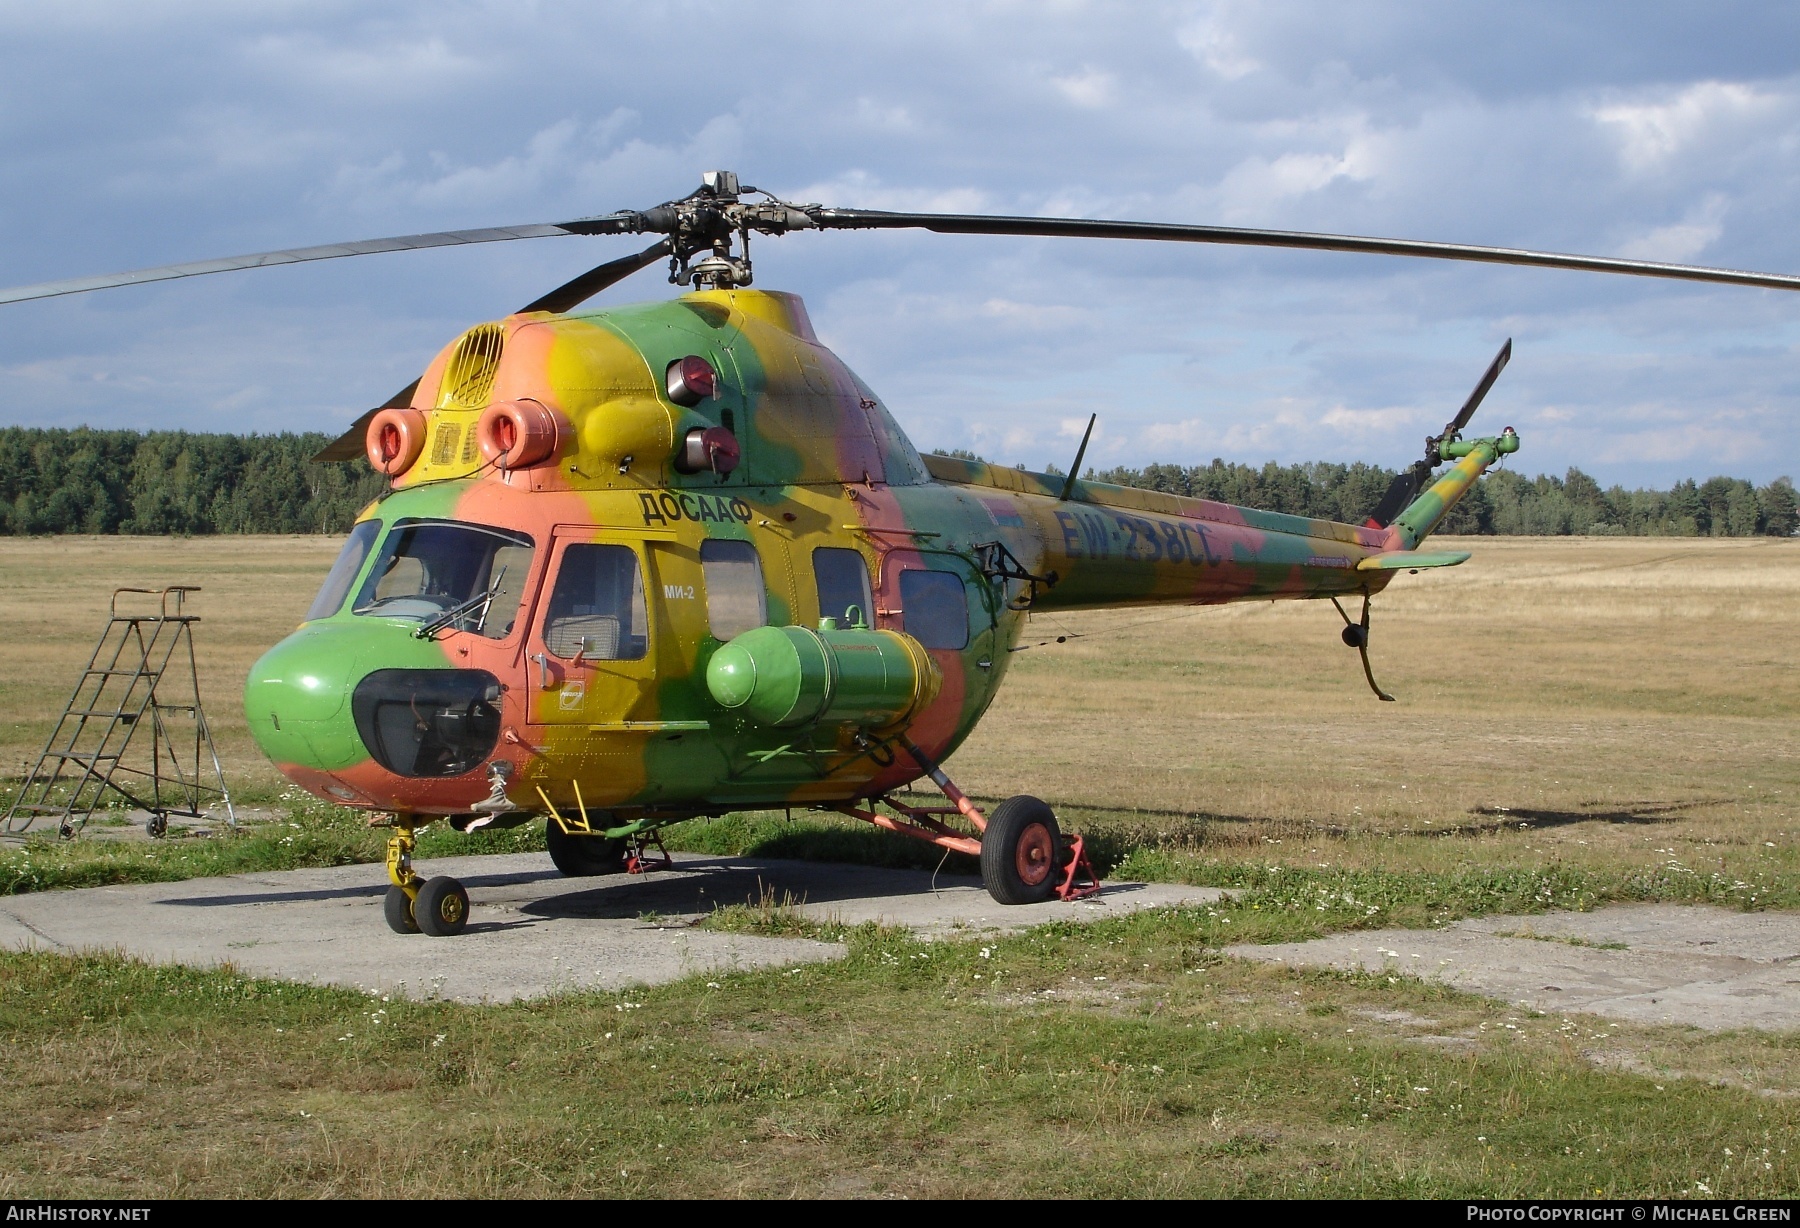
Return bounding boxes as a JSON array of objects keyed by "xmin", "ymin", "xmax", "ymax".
[{"xmin": 0, "ymin": 533, "xmax": 1795, "ymax": 1197}]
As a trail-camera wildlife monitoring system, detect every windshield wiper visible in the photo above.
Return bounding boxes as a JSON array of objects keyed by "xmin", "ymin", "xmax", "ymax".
[{"xmin": 413, "ymin": 567, "xmax": 507, "ymax": 640}]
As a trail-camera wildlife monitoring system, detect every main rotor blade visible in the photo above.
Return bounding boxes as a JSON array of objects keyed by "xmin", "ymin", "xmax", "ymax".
[
  {"xmin": 309, "ymin": 239, "xmax": 668, "ymax": 464},
  {"xmin": 1446, "ymin": 338, "xmax": 1512, "ymax": 437},
  {"xmin": 0, "ymin": 216, "xmax": 636, "ymax": 306},
  {"xmin": 518, "ymin": 238, "xmax": 672, "ymax": 313},
  {"xmin": 311, "ymin": 374, "xmax": 425, "ymax": 462},
  {"xmin": 813, "ymin": 209, "xmax": 1800, "ymax": 294},
  {"xmin": 311, "ymin": 407, "xmax": 387, "ymax": 464}
]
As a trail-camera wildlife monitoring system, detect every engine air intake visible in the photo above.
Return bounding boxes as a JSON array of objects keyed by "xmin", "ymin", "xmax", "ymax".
[{"xmin": 437, "ymin": 323, "xmax": 506, "ymax": 410}]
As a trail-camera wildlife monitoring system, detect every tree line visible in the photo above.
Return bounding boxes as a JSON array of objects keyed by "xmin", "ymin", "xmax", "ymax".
[
  {"xmin": 0, "ymin": 427, "xmax": 1793, "ymax": 537},
  {"xmin": 0, "ymin": 428, "xmax": 386, "ymax": 536},
  {"xmin": 953, "ymin": 451, "xmax": 1800, "ymax": 537}
]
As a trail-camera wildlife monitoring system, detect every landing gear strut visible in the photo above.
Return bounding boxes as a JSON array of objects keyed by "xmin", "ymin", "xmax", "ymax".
[
  {"xmin": 380, "ymin": 815, "xmax": 469, "ymax": 937},
  {"xmin": 835, "ymin": 738, "xmax": 1101, "ymax": 905}
]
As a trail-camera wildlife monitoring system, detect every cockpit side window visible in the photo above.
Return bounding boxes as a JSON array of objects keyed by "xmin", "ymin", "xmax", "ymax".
[
  {"xmin": 542, "ymin": 544, "xmax": 648, "ymax": 661},
  {"xmin": 306, "ymin": 520, "xmax": 382, "ymax": 622},
  {"xmin": 352, "ymin": 520, "xmax": 534, "ymax": 639},
  {"xmin": 700, "ymin": 539, "xmax": 768, "ymax": 640},
  {"xmin": 813, "ymin": 546, "xmax": 873, "ymax": 628}
]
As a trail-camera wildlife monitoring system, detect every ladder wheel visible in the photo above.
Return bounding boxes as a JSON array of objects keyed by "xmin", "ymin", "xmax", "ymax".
[
  {"xmin": 980, "ymin": 795, "xmax": 1062, "ymax": 906},
  {"xmin": 415, "ymin": 876, "xmax": 470, "ymax": 937},
  {"xmin": 383, "ymin": 885, "xmax": 419, "ymax": 935},
  {"xmin": 145, "ymin": 814, "xmax": 168, "ymax": 839}
]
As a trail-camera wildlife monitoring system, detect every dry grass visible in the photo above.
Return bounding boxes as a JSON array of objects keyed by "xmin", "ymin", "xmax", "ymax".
[
  {"xmin": 0, "ymin": 535, "xmax": 342, "ymax": 802},
  {"xmin": 0, "ymin": 532, "xmax": 1793, "ymax": 880},
  {"xmin": 952, "ymin": 535, "xmax": 1800, "ymax": 883}
]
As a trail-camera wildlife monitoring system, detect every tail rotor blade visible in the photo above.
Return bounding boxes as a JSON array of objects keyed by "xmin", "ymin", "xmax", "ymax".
[
  {"xmin": 1366, "ymin": 460, "xmax": 1434, "ymax": 528},
  {"xmin": 1444, "ymin": 338, "xmax": 1512, "ymax": 438}
]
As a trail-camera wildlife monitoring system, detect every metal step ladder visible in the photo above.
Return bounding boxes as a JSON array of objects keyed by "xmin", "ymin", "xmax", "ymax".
[{"xmin": 3, "ymin": 586, "xmax": 235, "ymax": 839}]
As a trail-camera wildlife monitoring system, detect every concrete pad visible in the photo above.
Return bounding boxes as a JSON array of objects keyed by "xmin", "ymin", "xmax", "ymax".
[
  {"xmin": 1225, "ymin": 903, "xmax": 1800, "ymax": 1032},
  {"xmin": 0, "ymin": 851, "xmax": 1226, "ymax": 1004}
]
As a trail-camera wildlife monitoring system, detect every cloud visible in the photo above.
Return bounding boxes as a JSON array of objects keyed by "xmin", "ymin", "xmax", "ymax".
[
  {"xmin": 1591, "ymin": 81, "xmax": 1784, "ymax": 173},
  {"xmin": 1177, "ymin": 9, "xmax": 1261, "ymax": 81},
  {"xmin": 1319, "ymin": 404, "xmax": 1419, "ymax": 432},
  {"xmin": 1051, "ymin": 68, "xmax": 1115, "ymax": 108},
  {"xmin": 1613, "ymin": 194, "xmax": 1727, "ymax": 262}
]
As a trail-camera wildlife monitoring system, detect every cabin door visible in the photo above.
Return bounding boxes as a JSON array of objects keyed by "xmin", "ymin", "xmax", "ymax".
[{"xmin": 522, "ymin": 530, "xmax": 658, "ymax": 729}]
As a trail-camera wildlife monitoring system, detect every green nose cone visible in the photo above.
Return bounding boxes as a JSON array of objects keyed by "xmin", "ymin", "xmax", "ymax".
[{"xmin": 244, "ymin": 623, "xmax": 372, "ymax": 770}]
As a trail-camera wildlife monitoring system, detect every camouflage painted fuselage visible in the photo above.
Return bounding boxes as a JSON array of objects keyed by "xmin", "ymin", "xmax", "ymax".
[{"xmin": 245, "ymin": 289, "xmax": 1499, "ymax": 827}]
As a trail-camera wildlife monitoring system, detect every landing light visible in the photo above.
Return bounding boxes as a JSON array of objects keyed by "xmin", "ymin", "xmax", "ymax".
[{"xmin": 678, "ymin": 426, "xmax": 740, "ymax": 475}]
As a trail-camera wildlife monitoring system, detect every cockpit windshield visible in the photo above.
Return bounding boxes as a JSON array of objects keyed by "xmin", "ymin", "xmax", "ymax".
[{"xmin": 352, "ymin": 520, "xmax": 534, "ymax": 640}]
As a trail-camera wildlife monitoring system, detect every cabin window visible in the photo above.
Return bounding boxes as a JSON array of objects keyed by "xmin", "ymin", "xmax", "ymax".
[
  {"xmin": 700, "ymin": 539, "xmax": 767, "ymax": 640},
  {"xmin": 352, "ymin": 520, "xmax": 533, "ymax": 639},
  {"xmin": 306, "ymin": 519, "xmax": 381, "ymax": 621},
  {"xmin": 898, "ymin": 570, "xmax": 969, "ymax": 650},
  {"xmin": 813, "ymin": 547, "xmax": 873, "ymax": 628},
  {"xmin": 542, "ymin": 544, "xmax": 648, "ymax": 661}
]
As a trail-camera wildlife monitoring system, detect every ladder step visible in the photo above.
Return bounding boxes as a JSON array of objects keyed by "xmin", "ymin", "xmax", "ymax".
[
  {"xmin": 61, "ymin": 709, "xmax": 142, "ymax": 719},
  {"xmin": 43, "ymin": 752, "xmax": 121, "ymax": 764},
  {"xmin": 84, "ymin": 668, "xmax": 153, "ymax": 677}
]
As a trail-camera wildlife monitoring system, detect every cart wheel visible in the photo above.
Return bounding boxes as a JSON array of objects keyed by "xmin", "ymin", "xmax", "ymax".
[
  {"xmin": 415, "ymin": 876, "xmax": 470, "ymax": 937},
  {"xmin": 981, "ymin": 795, "xmax": 1062, "ymax": 905},
  {"xmin": 145, "ymin": 813, "xmax": 168, "ymax": 839},
  {"xmin": 383, "ymin": 884, "xmax": 419, "ymax": 934},
  {"xmin": 546, "ymin": 819, "xmax": 628, "ymax": 877}
]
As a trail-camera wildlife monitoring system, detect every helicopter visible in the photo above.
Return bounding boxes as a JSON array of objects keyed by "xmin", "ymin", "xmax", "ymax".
[{"xmin": 4, "ymin": 170, "xmax": 1797, "ymax": 938}]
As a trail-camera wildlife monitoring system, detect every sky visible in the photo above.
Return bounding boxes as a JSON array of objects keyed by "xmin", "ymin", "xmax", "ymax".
[{"xmin": 1, "ymin": 1, "xmax": 1798, "ymax": 487}]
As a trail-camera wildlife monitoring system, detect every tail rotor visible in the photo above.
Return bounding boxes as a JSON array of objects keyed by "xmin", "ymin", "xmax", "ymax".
[{"xmin": 1366, "ymin": 338, "xmax": 1512, "ymax": 528}]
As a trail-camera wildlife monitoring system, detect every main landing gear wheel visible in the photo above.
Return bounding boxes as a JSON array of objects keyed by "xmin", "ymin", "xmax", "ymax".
[
  {"xmin": 383, "ymin": 884, "xmax": 419, "ymax": 934},
  {"xmin": 546, "ymin": 819, "xmax": 628, "ymax": 877},
  {"xmin": 981, "ymin": 795, "xmax": 1062, "ymax": 905},
  {"xmin": 414, "ymin": 876, "xmax": 469, "ymax": 937}
]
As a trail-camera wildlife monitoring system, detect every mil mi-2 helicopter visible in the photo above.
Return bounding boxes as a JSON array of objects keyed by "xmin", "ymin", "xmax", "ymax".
[{"xmin": 5, "ymin": 171, "xmax": 1797, "ymax": 937}]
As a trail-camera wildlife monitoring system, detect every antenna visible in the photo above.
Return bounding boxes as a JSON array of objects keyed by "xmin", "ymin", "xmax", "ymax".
[{"xmin": 1060, "ymin": 414, "xmax": 1097, "ymax": 501}]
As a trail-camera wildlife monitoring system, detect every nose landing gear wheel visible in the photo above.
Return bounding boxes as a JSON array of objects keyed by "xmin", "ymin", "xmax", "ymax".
[
  {"xmin": 383, "ymin": 884, "xmax": 419, "ymax": 934},
  {"xmin": 981, "ymin": 795, "xmax": 1062, "ymax": 905},
  {"xmin": 415, "ymin": 876, "xmax": 470, "ymax": 937}
]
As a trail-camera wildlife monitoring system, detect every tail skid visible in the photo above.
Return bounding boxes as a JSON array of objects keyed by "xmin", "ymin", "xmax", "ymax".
[{"xmin": 1331, "ymin": 594, "xmax": 1394, "ymax": 702}]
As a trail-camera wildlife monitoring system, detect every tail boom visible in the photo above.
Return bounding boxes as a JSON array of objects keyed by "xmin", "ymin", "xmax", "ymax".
[{"xmin": 1387, "ymin": 429, "xmax": 1519, "ymax": 549}]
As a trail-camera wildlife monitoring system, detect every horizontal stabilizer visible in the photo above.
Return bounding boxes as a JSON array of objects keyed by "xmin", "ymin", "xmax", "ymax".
[{"xmin": 1356, "ymin": 550, "xmax": 1471, "ymax": 571}]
